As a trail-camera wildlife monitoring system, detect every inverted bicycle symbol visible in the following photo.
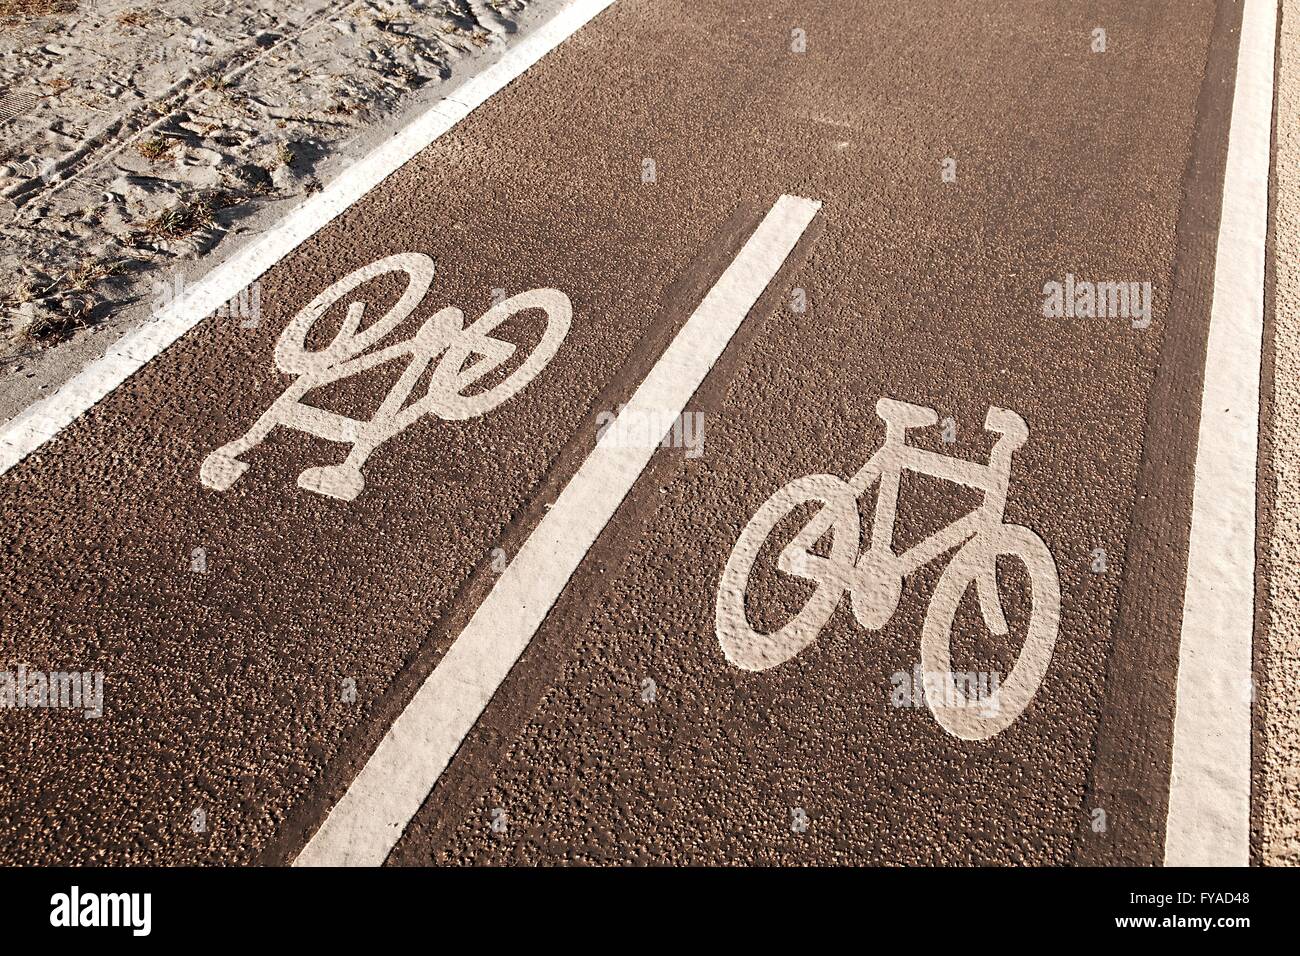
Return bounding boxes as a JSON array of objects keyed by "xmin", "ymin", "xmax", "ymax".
[
  {"xmin": 201, "ymin": 253, "xmax": 571, "ymax": 501},
  {"xmin": 715, "ymin": 397, "xmax": 1060, "ymax": 740}
]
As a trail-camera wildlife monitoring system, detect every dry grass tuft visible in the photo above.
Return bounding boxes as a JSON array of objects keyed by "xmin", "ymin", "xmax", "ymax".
[
  {"xmin": 7, "ymin": 256, "xmax": 132, "ymax": 343},
  {"xmin": 127, "ymin": 193, "xmax": 229, "ymax": 247},
  {"xmin": 136, "ymin": 136, "xmax": 176, "ymax": 162}
]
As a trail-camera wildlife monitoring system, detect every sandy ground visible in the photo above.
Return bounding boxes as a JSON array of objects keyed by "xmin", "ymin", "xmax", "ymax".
[
  {"xmin": 0, "ymin": 0, "xmax": 557, "ymax": 410},
  {"xmin": 1263, "ymin": 0, "xmax": 1300, "ymax": 867}
]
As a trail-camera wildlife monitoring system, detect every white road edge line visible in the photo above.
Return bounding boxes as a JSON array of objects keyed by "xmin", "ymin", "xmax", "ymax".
[
  {"xmin": 0, "ymin": 0, "xmax": 616, "ymax": 478},
  {"xmin": 295, "ymin": 194, "xmax": 822, "ymax": 867},
  {"xmin": 1164, "ymin": 0, "xmax": 1276, "ymax": 867}
]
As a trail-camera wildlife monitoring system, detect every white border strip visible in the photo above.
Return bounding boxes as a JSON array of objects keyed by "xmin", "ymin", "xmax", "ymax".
[
  {"xmin": 1164, "ymin": 0, "xmax": 1276, "ymax": 867},
  {"xmin": 296, "ymin": 195, "xmax": 822, "ymax": 866},
  {"xmin": 0, "ymin": 0, "xmax": 616, "ymax": 478}
]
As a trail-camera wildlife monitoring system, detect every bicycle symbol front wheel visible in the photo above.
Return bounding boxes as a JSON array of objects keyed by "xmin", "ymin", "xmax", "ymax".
[
  {"xmin": 920, "ymin": 522, "xmax": 1060, "ymax": 740},
  {"xmin": 436, "ymin": 288, "xmax": 572, "ymax": 420},
  {"xmin": 715, "ymin": 474, "xmax": 860, "ymax": 671}
]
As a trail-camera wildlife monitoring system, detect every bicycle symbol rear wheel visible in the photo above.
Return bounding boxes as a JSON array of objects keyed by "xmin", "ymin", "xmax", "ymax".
[
  {"xmin": 715, "ymin": 474, "xmax": 860, "ymax": 671},
  {"xmin": 920, "ymin": 522, "xmax": 1060, "ymax": 740}
]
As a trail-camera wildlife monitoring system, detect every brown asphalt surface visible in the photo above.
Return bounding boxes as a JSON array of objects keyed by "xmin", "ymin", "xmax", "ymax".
[{"xmin": 0, "ymin": 0, "xmax": 1242, "ymax": 865}]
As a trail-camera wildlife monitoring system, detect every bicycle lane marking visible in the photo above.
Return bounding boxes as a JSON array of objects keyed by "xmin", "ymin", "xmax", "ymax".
[
  {"xmin": 198, "ymin": 253, "xmax": 573, "ymax": 501},
  {"xmin": 0, "ymin": 0, "xmax": 616, "ymax": 477},
  {"xmin": 294, "ymin": 194, "xmax": 822, "ymax": 867},
  {"xmin": 716, "ymin": 398, "xmax": 1061, "ymax": 742},
  {"xmin": 1164, "ymin": 0, "xmax": 1276, "ymax": 868},
  {"xmin": 381, "ymin": 0, "xmax": 1228, "ymax": 866}
]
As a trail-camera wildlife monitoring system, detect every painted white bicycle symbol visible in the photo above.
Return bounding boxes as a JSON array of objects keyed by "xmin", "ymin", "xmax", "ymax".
[
  {"xmin": 715, "ymin": 397, "xmax": 1060, "ymax": 740},
  {"xmin": 201, "ymin": 253, "xmax": 571, "ymax": 501}
]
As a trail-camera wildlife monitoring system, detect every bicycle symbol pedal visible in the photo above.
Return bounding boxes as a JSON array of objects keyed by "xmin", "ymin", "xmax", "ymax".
[
  {"xmin": 200, "ymin": 253, "xmax": 571, "ymax": 501},
  {"xmin": 715, "ymin": 397, "xmax": 1061, "ymax": 741}
]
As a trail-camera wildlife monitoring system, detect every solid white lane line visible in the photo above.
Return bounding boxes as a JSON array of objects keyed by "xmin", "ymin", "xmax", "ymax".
[
  {"xmin": 1164, "ymin": 0, "xmax": 1276, "ymax": 867},
  {"xmin": 0, "ymin": 0, "xmax": 616, "ymax": 479},
  {"xmin": 295, "ymin": 195, "xmax": 822, "ymax": 867}
]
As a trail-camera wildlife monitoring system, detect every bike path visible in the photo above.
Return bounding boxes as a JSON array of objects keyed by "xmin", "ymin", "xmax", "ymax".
[
  {"xmin": 1, "ymin": 0, "xmax": 1242, "ymax": 865},
  {"xmin": 385, "ymin": 0, "xmax": 1238, "ymax": 865}
]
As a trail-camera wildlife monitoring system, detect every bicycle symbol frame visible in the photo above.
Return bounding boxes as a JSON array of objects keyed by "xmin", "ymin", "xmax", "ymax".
[
  {"xmin": 201, "ymin": 253, "xmax": 571, "ymax": 501},
  {"xmin": 715, "ymin": 397, "xmax": 1060, "ymax": 740}
]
